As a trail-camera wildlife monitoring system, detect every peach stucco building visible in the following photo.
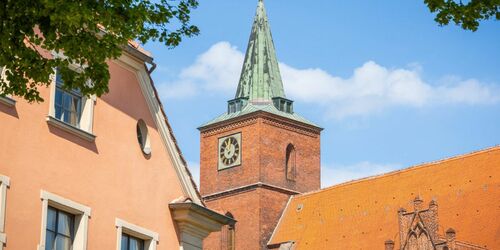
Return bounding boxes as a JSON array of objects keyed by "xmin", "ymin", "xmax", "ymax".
[{"xmin": 0, "ymin": 43, "xmax": 232, "ymax": 250}]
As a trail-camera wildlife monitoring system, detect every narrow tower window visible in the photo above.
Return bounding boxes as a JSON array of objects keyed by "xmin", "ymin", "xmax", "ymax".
[
  {"xmin": 286, "ymin": 144, "xmax": 296, "ymax": 181},
  {"xmin": 221, "ymin": 212, "xmax": 235, "ymax": 250}
]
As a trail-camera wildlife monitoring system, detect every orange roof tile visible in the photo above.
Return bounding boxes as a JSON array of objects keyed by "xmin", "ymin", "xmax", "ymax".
[
  {"xmin": 128, "ymin": 40, "xmax": 153, "ymax": 58},
  {"xmin": 269, "ymin": 146, "xmax": 500, "ymax": 249}
]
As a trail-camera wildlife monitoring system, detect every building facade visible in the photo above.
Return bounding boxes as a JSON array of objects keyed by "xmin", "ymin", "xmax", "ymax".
[{"xmin": 0, "ymin": 42, "xmax": 232, "ymax": 250}]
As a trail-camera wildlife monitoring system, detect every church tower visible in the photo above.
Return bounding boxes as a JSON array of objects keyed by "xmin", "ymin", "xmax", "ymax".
[{"xmin": 199, "ymin": 1, "xmax": 322, "ymax": 249}]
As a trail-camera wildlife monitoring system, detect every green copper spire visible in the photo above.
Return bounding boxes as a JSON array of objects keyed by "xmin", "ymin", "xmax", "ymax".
[
  {"xmin": 235, "ymin": 0, "xmax": 286, "ymax": 102},
  {"xmin": 199, "ymin": 0, "xmax": 320, "ymax": 129}
]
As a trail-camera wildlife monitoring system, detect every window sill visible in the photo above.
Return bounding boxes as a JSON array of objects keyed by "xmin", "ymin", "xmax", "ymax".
[
  {"xmin": 0, "ymin": 96, "xmax": 15, "ymax": 107},
  {"xmin": 46, "ymin": 116, "xmax": 96, "ymax": 142}
]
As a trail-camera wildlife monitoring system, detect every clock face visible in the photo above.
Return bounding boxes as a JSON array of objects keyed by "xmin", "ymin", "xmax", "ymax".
[{"xmin": 218, "ymin": 133, "xmax": 241, "ymax": 170}]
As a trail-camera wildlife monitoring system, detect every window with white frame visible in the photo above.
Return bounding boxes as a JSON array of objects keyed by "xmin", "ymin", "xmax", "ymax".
[
  {"xmin": 121, "ymin": 233, "xmax": 145, "ymax": 250},
  {"xmin": 0, "ymin": 175, "xmax": 10, "ymax": 250},
  {"xmin": 38, "ymin": 191, "xmax": 91, "ymax": 250},
  {"xmin": 54, "ymin": 72, "xmax": 83, "ymax": 127},
  {"xmin": 45, "ymin": 207, "xmax": 75, "ymax": 250},
  {"xmin": 115, "ymin": 219, "xmax": 158, "ymax": 250},
  {"xmin": 47, "ymin": 68, "xmax": 96, "ymax": 141}
]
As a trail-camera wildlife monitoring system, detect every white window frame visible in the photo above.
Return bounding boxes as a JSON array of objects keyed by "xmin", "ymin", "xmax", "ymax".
[
  {"xmin": 46, "ymin": 67, "xmax": 97, "ymax": 142},
  {"xmin": 38, "ymin": 190, "xmax": 91, "ymax": 250},
  {"xmin": 115, "ymin": 218, "xmax": 158, "ymax": 250},
  {"xmin": 0, "ymin": 175, "xmax": 10, "ymax": 250},
  {"xmin": 0, "ymin": 67, "xmax": 16, "ymax": 107}
]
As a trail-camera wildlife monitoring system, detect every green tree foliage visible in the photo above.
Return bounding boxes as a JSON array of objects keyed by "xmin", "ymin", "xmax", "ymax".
[
  {"xmin": 0, "ymin": 0, "xmax": 199, "ymax": 102},
  {"xmin": 424, "ymin": 0, "xmax": 499, "ymax": 31}
]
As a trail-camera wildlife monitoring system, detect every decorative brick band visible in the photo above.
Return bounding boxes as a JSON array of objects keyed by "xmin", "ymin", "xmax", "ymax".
[
  {"xmin": 202, "ymin": 182, "xmax": 300, "ymax": 201},
  {"xmin": 201, "ymin": 118, "xmax": 258, "ymax": 137},
  {"xmin": 200, "ymin": 111, "xmax": 321, "ymax": 138},
  {"xmin": 261, "ymin": 118, "xmax": 319, "ymax": 138}
]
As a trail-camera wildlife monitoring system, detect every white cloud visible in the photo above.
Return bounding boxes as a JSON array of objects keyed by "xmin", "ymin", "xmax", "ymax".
[
  {"xmin": 321, "ymin": 162, "xmax": 402, "ymax": 188},
  {"xmin": 158, "ymin": 42, "xmax": 244, "ymax": 99},
  {"xmin": 282, "ymin": 61, "xmax": 500, "ymax": 118},
  {"xmin": 436, "ymin": 78, "xmax": 500, "ymax": 105},
  {"xmin": 158, "ymin": 41, "xmax": 500, "ymax": 118}
]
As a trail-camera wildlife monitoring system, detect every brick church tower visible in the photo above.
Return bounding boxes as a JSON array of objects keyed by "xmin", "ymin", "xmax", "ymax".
[{"xmin": 199, "ymin": 1, "xmax": 322, "ymax": 249}]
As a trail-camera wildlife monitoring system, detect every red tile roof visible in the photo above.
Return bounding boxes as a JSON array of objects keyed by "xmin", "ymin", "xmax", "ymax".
[{"xmin": 269, "ymin": 146, "xmax": 500, "ymax": 249}]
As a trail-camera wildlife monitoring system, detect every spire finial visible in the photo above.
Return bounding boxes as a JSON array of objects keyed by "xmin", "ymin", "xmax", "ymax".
[{"xmin": 234, "ymin": 0, "xmax": 286, "ymax": 102}]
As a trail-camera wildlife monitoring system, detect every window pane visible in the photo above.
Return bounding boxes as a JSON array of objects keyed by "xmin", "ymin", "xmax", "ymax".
[
  {"xmin": 57, "ymin": 212, "xmax": 73, "ymax": 237},
  {"xmin": 63, "ymin": 94, "xmax": 71, "ymax": 111},
  {"xmin": 45, "ymin": 230, "xmax": 56, "ymax": 250},
  {"xmin": 121, "ymin": 235, "xmax": 129, "ymax": 250},
  {"xmin": 139, "ymin": 238, "xmax": 144, "ymax": 250},
  {"xmin": 69, "ymin": 111, "xmax": 77, "ymax": 126},
  {"xmin": 55, "ymin": 235, "xmax": 71, "ymax": 250},
  {"xmin": 55, "ymin": 106, "xmax": 63, "ymax": 120},
  {"xmin": 70, "ymin": 96, "xmax": 79, "ymax": 113},
  {"xmin": 74, "ymin": 97, "xmax": 81, "ymax": 116},
  {"xmin": 56, "ymin": 72, "xmax": 63, "ymax": 86},
  {"xmin": 55, "ymin": 87, "xmax": 81, "ymax": 127},
  {"xmin": 47, "ymin": 207, "xmax": 57, "ymax": 231},
  {"xmin": 71, "ymin": 97, "xmax": 81, "ymax": 126},
  {"xmin": 55, "ymin": 89, "xmax": 63, "ymax": 106},
  {"xmin": 129, "ymin": 237, "xmax": 144, "ymax": 250},
  {"xmin": 63, "ymin": 110, "xmax": 71, "ymax": 124}
]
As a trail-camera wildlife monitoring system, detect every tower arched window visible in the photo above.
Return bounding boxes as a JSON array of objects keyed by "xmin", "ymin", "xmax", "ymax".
[
  {"xmin": 221, "ymin": 212, "xmax": 235, "ymax": 250},
  {"xmin": 286, "ymin": 144, "xmax": 296, "ymax": 181}
]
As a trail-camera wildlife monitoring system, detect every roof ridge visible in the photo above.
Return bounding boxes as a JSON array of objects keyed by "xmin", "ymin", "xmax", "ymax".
[
  {"xmin": 296, "ymin": 145, "xmax": 500, "ymax": 198},
  {"xmin": 145, "ymin": 65, "xmax": 204, "ymax": 206}
]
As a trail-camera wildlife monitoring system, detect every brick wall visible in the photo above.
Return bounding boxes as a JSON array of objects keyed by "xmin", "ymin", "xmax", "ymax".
[
  {"xmin": 200, "ymin": 113, "xmax": 321, "ymax": 196},
  {"xmin": 259, "ymin": 118, "xmax": 321, "ymax": 193},
  {"xmin": 203, "ymin": 186, "xmax": 293, "ymax": 250},
  {"xmin": 200, "ymin": 117, "xmax": 261, "ymax": 195},
  {"xmin": 200, "ymin": 112, "xmax": 322, "ymax": 249},
  {"xmin": 203, "ymin": 190, "xmax": 261, "ymax": 250},
  {"xmin": 259, "ymin": 188, "xmax": 293, "ymax": 248}
]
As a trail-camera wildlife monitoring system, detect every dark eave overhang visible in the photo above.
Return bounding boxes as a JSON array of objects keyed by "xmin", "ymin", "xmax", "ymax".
[{"xmin": 123, "ymin": 44, "xmax": 154, "ymax": 65}]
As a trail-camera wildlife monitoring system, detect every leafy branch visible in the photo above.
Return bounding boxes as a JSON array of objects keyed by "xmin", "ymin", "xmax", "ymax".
[
  {"xmin": 0, "ymin": 0, "xmax": 199, "ymax": 102},
  {"xmin": 424, "ymin": 0, "xmax": 499, "ymax": 31}
]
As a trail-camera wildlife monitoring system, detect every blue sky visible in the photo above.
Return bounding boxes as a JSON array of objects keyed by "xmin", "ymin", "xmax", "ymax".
[{"xmin": 144, "ymin": 0, "xmax": 500, "ymax": 188}]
